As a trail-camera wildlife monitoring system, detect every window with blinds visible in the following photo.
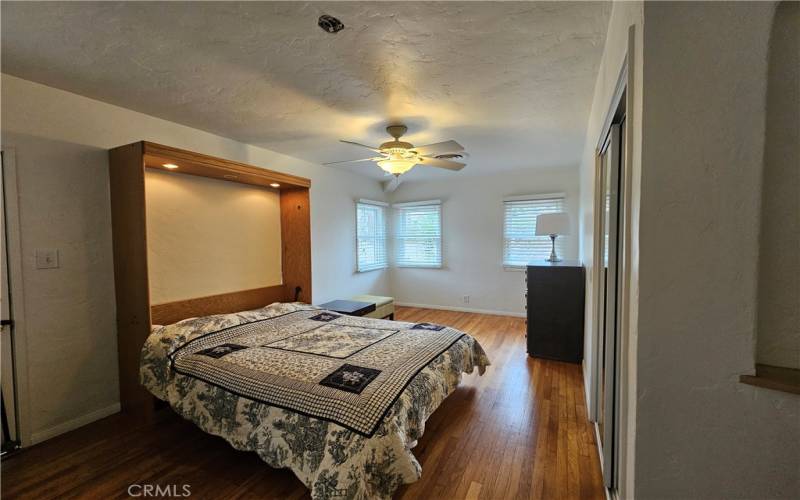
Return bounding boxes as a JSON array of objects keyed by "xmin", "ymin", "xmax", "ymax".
[
  {"xmin": 356, "ymin": 201, "xmax": 388, "ymax": 272},
  {"xmin": 394, "ymin": 201, "xmax": 442, "ymax": 268},
  {"xmin": 503, "ymin": 195, "xmax": 566, "ymax": 267}
]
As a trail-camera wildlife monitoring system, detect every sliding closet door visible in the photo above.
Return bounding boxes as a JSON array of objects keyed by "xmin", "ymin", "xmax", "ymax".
[
  {"xmin": 597, "ymin": 138, "xmax": 610, "ymax": 448},
  {"xmin": 598, "ymin": 122, "xmax": 624, "ymax": 490}
]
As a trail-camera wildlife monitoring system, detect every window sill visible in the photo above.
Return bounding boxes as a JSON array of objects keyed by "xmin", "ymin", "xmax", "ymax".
[
  {"xmin": 355, "ymin": 267, "xmax": 388, "ymax": 274},
  {"xmin": 739, "ymin": 364, "xmax": 800, "ymax": 395},
  {"xmin": 395, "ymin": 265, "xmax": 444, "ymax": 269}
]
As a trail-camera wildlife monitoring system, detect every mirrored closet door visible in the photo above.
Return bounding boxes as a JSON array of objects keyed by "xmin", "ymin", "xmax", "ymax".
[{"xmin": 596, "ymin": 117, "xmax": 625, "ymax": 491}]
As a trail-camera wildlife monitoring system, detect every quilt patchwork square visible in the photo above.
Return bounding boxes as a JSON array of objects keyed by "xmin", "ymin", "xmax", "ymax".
[
  {"xmin": 267, "ymin": 324, "xmax": 399, "ymax": 358},
  {"xmin": 319, "ymin": 364, "xmax": 381, "ymax": 394},
  {"xmin": 411, "ymin": 322, "xmax": 445, "ymax": 331},
  {"xmin": 310, "ymin": 312, "xmax": 341, "ymax": 322},
  {"xmin": 196, "ymin": 343, "xmax": 248, "ymax": 359}
]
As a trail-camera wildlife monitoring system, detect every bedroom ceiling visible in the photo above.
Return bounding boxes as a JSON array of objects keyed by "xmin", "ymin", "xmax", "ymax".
[{"xmin": 1, "ymin": 1, "xmax": 611, "ymax": 181}]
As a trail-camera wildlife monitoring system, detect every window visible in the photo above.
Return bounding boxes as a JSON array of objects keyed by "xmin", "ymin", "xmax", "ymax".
[
  {"xmin": 394, "ymin": 200, "xmax": 442, "ymax": 268},
  {"xmin": 356, "ymin": 200, "xmax": 388, "ymax": 272},
  {"xmin": 503, "ymin": 194, "xmax": 566, "ymax": 267}
]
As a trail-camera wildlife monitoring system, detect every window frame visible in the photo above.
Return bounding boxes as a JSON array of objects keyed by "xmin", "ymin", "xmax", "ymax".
[
  {"xmin": 355, "ymin": 199, "xmax": 389, "ymax": 273},
  {"xmin": 392, "ymin": 199, "xmax": 443, "ymax": 269},
  {"xmin": 502, "ymin": 193, "xmax": 566, "ymax": 270}
]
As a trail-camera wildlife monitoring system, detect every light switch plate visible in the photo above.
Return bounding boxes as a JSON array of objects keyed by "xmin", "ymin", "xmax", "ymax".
[{"xmin": 35, "ymin": 248, "xmax": 59, "ymax": 269}]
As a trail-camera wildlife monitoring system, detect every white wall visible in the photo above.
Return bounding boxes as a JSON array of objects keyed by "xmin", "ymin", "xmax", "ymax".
[
  {"xmin": 756, "ymin": 1, "xmax": 799, "ymax": 370},
  {"xmin": 1, "ymin": 74, "xmax": 389, "ymax": 443},
  {"xmin": 145, "ymin": 170, "xmax": 283, "ymax": 305},
  {"xmin": 634, "ymin": 2, "xmax": 798, "ymax": 498},
  {"xmin": 390, "ymin": 167, "xmax": 579, "ymax": 317}
]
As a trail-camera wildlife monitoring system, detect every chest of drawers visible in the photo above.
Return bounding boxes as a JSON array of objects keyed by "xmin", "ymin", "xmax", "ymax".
[{"xmin": 526, "ymin": 261, "xmax": 585, "ymax": 363}]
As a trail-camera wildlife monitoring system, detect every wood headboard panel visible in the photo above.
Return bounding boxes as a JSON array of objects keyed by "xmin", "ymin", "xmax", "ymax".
[
  {"xmin": 150, "ymin": 285, "xmax": 287, "ymax": 326},
  {"xmin": 109, "ymin": 141, "xmax": 312, "ymax": 414}
]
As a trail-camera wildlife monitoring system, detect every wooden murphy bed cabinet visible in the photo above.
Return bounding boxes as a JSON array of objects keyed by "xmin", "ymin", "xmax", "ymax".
[
  {"xmin": 109, "ymin": 141, "xmax": 312, "ymax": 415},
  {"xmin": 525, "ymin": 260, "xmax": 585, "ymax": 363}
]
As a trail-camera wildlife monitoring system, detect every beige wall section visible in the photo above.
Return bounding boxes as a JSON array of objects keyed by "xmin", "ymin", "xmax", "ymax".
[
  {"xmin": 756, "ymin": 1, "xmax": 799, "ymax": 370},
  {"xmin": 1, "ymin": 74, "xmax": 389, "ymax": 444},
  {"xmin": 145, "ymin": 170, "xmax": 282, "ymax": 305}
]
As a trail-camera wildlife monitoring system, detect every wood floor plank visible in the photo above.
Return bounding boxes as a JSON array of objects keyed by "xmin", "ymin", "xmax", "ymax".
[
  {"xmin": 1, "ymin": 307, "xmax": 603, "ymax": 499},
  {"xmin": 465, "ymin": 481, "xmax": 482, "ymax": 500}
]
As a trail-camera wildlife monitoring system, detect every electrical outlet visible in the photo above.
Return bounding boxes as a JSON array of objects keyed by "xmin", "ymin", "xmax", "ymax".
[
  {"xmin": 462, "ymin": 295, "xmax": 470, "ymax": 304},
  {"xmin": 35, "ymin": 248, "xmax": 59, "ymax": 269}
]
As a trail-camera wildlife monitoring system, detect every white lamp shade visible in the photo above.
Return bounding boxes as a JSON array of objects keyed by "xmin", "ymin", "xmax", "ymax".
[{"xmin": 535, "ymin": 212, "xmax": 570, "ymax": 236}]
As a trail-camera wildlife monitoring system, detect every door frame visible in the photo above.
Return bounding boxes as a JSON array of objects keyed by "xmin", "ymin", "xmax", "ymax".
[
  {"xmin": 589, "ymin": 26, "xmax": 637, "ymax": 498},
  {"xmin": 1, "ymin": 148, "xmax": 32, "ymax": 448},
  {"xmin": 590, "ymin": 60, "xmax": 627, "ymax": 424}
]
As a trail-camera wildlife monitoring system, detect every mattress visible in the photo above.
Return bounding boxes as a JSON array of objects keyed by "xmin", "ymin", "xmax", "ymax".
[{"xmin": 140, "ymin": 302, "xmax": 489, "ymax": 499}]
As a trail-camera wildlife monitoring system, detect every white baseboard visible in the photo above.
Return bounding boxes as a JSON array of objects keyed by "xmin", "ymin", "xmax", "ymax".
[
  {"xmin": 31, "ymin": 402, "xmax": 121, "ymax": 444},
  {"xmin": 395, "ymin": 301, "xmax": 526, "ymax": 318}
]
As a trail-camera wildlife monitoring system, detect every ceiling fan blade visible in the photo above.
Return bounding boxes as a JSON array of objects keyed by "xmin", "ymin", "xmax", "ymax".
[
  {"xmin": 412, "ymin": 140, "xmax": 464, "ymax": 157},
  {"xmin": 322, "ymin": 157, "xmax": 381, "ymax": 165},
  {"xmin": 340, "ymin": 140, "xmax": 382, "ymax": 153},
  {"xmin": 418, "ymin": 157, "xmax": 466, "ymax": 171}
]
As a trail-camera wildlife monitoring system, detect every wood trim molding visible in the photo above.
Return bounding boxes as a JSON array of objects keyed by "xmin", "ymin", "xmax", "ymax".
[
  {"xmin": 280, "ymin": 188, "xmax": 312, "ymax": 304},
  {"xmin": 108, "ymin": 142, "xmax": 152, "ymax": 412},
  {"xmin": 740, "ymin": 364, "xmax": 800, "ymax": 395},
  {"xmin": 151, "ymin": 285, "xmax": 287, "ymax": 326},
  {"xmin": 143, "ymin": 142, "xmax": 310, "ymax": 189}
]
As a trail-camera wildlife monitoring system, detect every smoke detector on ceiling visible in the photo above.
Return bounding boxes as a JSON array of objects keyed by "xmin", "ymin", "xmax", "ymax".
[{"xmin": 318, "ymin": 15, "xmax": 344, "ymax": 34}]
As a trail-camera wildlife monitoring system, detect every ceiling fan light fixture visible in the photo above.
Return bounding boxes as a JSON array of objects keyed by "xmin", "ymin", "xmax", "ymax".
[
  {"xmin": 331, "ymin": 124, "xmax": 466, "ymax": 175},
  {"xmin": 377, "ymin": 158, "xmax": 417, "ymax": 176}
]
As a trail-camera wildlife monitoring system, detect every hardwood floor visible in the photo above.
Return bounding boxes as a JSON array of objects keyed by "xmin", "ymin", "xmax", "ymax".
[{"xmin": 1, "ymin": 307, "xmax": 604, "ymax": 499}]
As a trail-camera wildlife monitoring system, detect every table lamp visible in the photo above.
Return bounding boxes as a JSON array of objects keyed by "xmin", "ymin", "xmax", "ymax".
[{"xmin": 535, "ymin": 212, "xmax": 570, "ymax": 262}]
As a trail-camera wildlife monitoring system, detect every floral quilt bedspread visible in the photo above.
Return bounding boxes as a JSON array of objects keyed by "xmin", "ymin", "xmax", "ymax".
[{"xmin": 140, "ymin": 303, "xmax": 490, "ymax": 499}]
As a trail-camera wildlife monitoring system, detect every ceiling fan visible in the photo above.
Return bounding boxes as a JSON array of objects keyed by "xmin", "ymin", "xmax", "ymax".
[{"xmin": 324, "ymin": 125, "xmax": 466, "ymax": 176}]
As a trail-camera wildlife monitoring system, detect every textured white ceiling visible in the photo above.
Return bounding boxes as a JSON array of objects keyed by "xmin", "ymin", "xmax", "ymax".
[{"xmin": 1, "ymin": 1, "xmax": 610, "ymax": 181}]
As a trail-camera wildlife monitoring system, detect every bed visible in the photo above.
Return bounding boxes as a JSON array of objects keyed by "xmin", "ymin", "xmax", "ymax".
[{"xmin": 140, "ymin": 302, "xmax": 490, "ymax": 499}]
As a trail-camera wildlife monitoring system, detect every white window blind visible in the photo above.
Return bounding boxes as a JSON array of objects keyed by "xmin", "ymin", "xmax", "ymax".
[
  {"xmin": 394, "ymin": 201, "xmax": 442, "ymax": 268},
  {"xmin": 503, "ymin": 195, "xmax": 566, "ymax": 266},
  {"xmin": 356, "ymin": 201, "xmax": 388, "ymax": 272}
]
